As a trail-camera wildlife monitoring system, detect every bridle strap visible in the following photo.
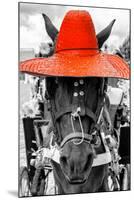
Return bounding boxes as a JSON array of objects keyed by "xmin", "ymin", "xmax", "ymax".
[
  {"xmin": 54, "ymin": 106, "xmax": 72, "ymax": 120},
  {"xmin": 49, "ymin": 95, "xmax": 106, "ymax": 145},
  {"xmin": 55, "ymin": 105, "xmax": 97, "ymax": 122},
  {"xmin": 47, "ymin": 78, "xmax": 108, "ymax": 145},
  {"xmin": 60, "ymin": 132, "xmax": 93, "ymax": 148},
  {"xmin": 86, "ymin": 107, "xmax": 97, "ymax": 122}
]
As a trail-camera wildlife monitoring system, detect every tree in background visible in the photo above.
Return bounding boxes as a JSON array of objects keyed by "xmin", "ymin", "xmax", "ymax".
[
  {"xmin": 108, "ymin": 35, "xmax": 130, "ymax": 88},
  {"xmin": 119, "ymin": 36, "xmax": 130, "ymax": 65}
]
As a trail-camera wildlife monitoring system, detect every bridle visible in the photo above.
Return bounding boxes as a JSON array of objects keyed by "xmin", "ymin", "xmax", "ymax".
[{"xmin": 45, "ymin": 78, "xmax": 110, "ymax": 149}]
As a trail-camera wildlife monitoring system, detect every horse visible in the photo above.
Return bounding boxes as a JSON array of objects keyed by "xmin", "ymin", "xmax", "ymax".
[
  {"xmin": 40, "ymin": 12, "xmax": 117, "ymax": 194},
  {"xmin": 45, "ymin": 76, "xmax": 112, "ymax": 194}
]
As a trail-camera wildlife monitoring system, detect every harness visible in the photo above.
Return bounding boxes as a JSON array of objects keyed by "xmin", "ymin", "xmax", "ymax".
[{"xmin": 45, "ymin": 78, "xmax": 112, "ymax": 166}]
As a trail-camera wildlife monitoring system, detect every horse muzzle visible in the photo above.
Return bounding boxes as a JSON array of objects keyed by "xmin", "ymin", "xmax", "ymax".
[
  {"xmin": 59, "ymin": 133, "xmax": 94, "ymax": 184},
  {"xmin": 65, "ymin": 174, "xmax": 87, "ymax": 185}
]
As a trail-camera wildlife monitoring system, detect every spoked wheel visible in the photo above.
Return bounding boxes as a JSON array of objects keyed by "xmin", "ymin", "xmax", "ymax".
[
  {"xmin": 108, "ymin": 169, "xmax": 120, "ymax": 191},
  {"xmin": 44, "ymin": 169, "xmax": 50, "ymax": 195},
  {"xmin": 44, "ymin": 168, "xmax": 57, "ymax": 195},
  {"xmin": 30, "ymin": 166, "xmax": 53, "ymax": 196},
  {"xmin": 19, "ymin": 166, "xmax": 31, "ymax": 197}
]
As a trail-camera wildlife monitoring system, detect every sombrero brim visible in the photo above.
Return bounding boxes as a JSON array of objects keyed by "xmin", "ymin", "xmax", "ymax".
[{"xmin": 20, "ymin": 52, "xmax": 130, "ymax": 79}]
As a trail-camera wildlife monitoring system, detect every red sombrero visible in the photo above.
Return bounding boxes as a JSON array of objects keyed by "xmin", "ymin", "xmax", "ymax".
[{"xmin": 20, "ymin": 10, "xmax": 130, "ymax": 79}]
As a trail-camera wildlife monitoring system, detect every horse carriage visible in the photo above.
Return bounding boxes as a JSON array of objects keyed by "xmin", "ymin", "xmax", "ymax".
[{"xmin": 19, "ymin": 10, "xmax": 130, "ymax": 196}]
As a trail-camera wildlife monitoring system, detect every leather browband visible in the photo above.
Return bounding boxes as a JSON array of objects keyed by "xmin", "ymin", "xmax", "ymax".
[{"xmin": 55, "ymin": 106, "xmax": 97, "ymax": 122}]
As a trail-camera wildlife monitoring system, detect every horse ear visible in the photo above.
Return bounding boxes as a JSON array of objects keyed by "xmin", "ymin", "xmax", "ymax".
[
  {"xmin": 42, "ymin": 13, "xmax": 58, "ymax": 42},
  {"xmin": 97, "ymin": 19, "xmax": 116, "ymax": 49}
]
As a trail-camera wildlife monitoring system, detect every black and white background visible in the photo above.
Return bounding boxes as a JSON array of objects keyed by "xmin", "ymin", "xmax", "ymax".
[{"xmin": 0, "ymin": 0, "xmax": 133, "ymax": 200}]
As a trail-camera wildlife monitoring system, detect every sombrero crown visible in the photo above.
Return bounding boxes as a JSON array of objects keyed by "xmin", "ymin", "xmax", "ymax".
[
  {"xmin": 20, "ymin": 10, "xmax": 129, "ymax": 79},
  {"xmin": 55, "ymin": 10, "xmax": 98, "ymax": 54}
]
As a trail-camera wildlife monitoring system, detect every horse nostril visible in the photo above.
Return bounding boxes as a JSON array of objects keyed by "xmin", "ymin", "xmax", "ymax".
[
  {"xmin": 70, "ymin": 162, "xmax": 74, "ymax": 173},
  {"xmin": 84, "ymin": 154, "xmax": 93, "ymax": 171},
  {"xmin": 60, "ymin": 156, "xmax": 67, "ymax": 166}
]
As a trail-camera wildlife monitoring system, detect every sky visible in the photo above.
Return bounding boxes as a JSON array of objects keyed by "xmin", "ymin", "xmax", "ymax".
[{"xmin": 19, "ymin": 2, "xmax": 130, "ymax": 52}]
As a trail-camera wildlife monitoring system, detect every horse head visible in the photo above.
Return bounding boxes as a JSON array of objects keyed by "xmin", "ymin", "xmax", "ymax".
[
  {"xmin": 42, "ymin": 12, "xmax": 115, "ymax": 193},
  {"xmin": 46, "ymin": 77, "xmax": 108, "ymax": 184}
]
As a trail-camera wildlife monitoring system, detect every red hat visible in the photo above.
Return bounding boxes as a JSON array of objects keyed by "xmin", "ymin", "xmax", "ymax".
[{"xmin": 20, "ymin": 10, "xmax": 130, "ymax": 79}]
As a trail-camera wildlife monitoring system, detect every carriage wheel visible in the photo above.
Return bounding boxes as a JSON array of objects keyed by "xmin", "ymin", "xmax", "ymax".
[
  {"xmin": 43, "ymin": 169, "xmax": 58, "ymax": 195},
  {"xmin": 108, "ymin": 171, "xmax": 120, "ymax": 191},
  {"xmin": 19, "ymin": 166, "xmax": 31, "ymax": 197},
  {"xmin": 44, "ymin": 169, "xmax": 51, "ymax": 195}
]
